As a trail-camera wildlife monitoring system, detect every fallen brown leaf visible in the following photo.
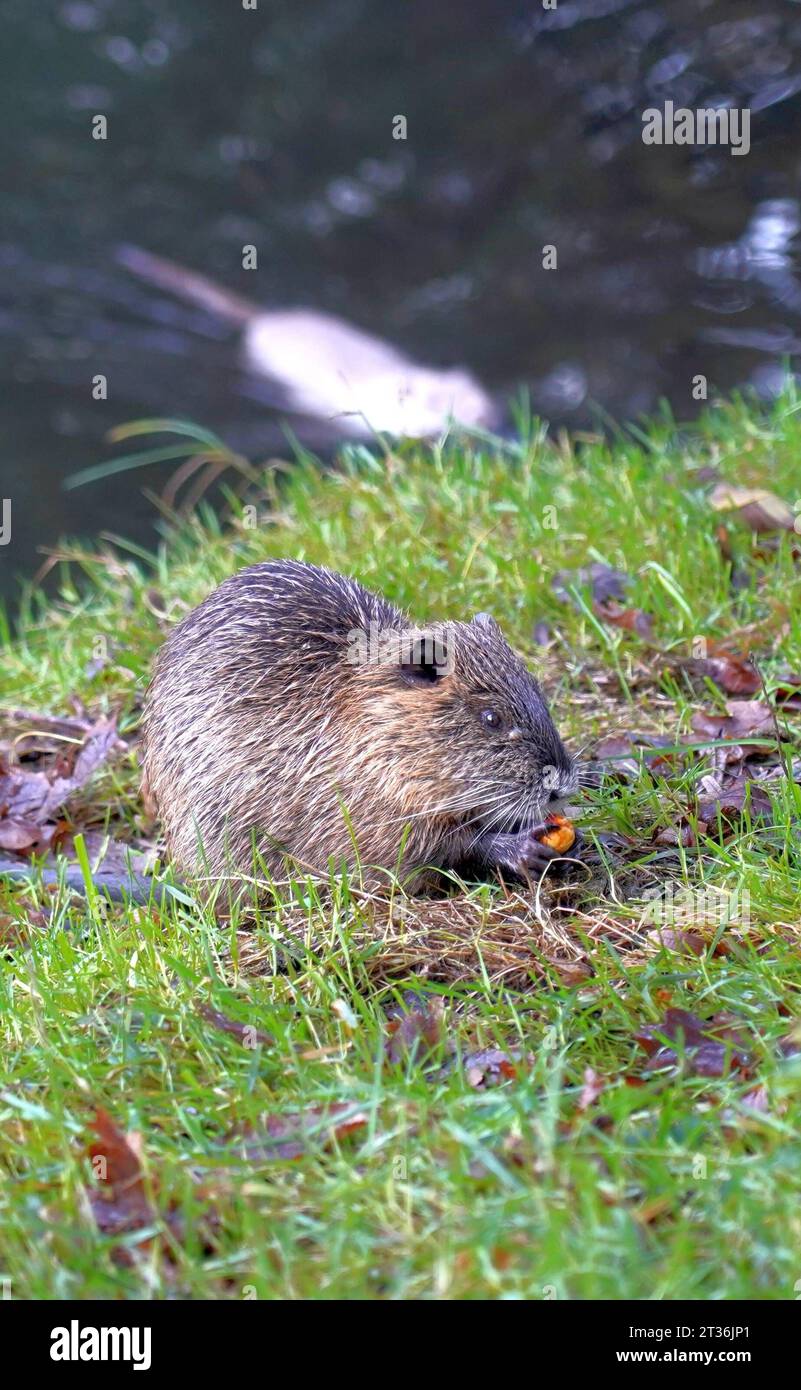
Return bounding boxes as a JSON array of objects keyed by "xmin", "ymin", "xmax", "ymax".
[
  {"xmin": 227, "ymin": 1105, "xmax": 368, "ymax": 1162},
  {"xmin": 552, "ymin": 562, "xmax": 631, "ymax": 607},
  {"xmin": 463, "ymin": 1048, "xmax": 520, "ymax": 1088},
  {"xmin": 697, "ymin": 775, "xmax": 774, "ymax": 829},
  {"xmin": 741, "ymin": 1084, "xmax": 769, "ymax": 1113},
  {"xmin": 688, "ymin": 655, "xmax": 760, "ymax": 696},
  {"xmin": 543, "ymin": 956, "xmax": 593, "ymax": 985},
  {"xmin": 0, "ymin": 914, "xmax": 28, "ymax": 947},
  {"xmin": 647, "ymin": 928, "xmax": 709, "ymax": 956},
  {"xmin": 690, "ymin": 699, "xmax": 776, "ymax": 744},
  {"xmin": 198, "ymin": 1004, "xmax": 273, "ymax": 1049},
  {"xmin": 0, "ymin": 819, "xmax": 52, "ymax": 852},
  {"xmin": 594, "ymin": 733, "xmax": 676, "ymax": 780},
  {"xmin": 0, "ymin": 707, "xmax": 100, "ymax": 756},
  {"xmin": 709, "ymin": 483, "xmax": 796, "ymax": 533},
  {"xmin": 632, "ymin": 1195, "xmax": 674, "ymax": 1226},
  {"xmin": 777, "ymin": 1024, "xmax": 801, "ymax": 1059},
  {"xmin": 595, "ymin": 600, "xmax": 654, "ymax": 640},
  {"xmin": 86, "ymin": 1108, "xmax": 220, "ymax": 1264},
  {"xmin": 87, "ymin": 1108, "xmax": 154, "ymax": 1239},
  {"xmin": 634, "ymin": 1007, "xmax": 751, "ymax": 1078},
  {"xmin": 653, "ymin": 822, "xmax": 705, "ymax": 849},
  {"xmin": 385, "ymin": 995, "xmax": 443, "ymax": 1066},
  {"xmin": 773, "ymin": 675, "xmax": 801, "ymax": 710},
  {"xmin": 0, "ymin": 714, "xmax": 123, "ymax": 853}
]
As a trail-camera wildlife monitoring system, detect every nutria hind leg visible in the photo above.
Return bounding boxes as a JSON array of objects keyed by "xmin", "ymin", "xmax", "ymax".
[{"xmin": 468, "ymin": 824, "xmax": 582, "ymax": 881}]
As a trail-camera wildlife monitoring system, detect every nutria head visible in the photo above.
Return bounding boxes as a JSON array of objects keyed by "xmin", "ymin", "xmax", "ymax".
[{"xmin": 349, "ymin": 610, "xmax": 577, "ymax": 844}]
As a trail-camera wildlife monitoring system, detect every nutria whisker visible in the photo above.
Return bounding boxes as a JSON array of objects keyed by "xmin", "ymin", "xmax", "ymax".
[{"xmin": 381, "ymin": 786, "xmax": 514, "ymax": 828}]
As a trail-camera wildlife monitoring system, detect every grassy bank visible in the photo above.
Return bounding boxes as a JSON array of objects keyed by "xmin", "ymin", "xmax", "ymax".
[{"xmin": 1, "ymin": 391, "xmax": 801, "ymax": 1299}]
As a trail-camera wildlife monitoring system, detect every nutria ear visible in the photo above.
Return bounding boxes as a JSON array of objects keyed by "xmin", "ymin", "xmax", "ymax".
[{"xmin": 399, "ymin": 633, "xmax": 450, "ymax": 686}]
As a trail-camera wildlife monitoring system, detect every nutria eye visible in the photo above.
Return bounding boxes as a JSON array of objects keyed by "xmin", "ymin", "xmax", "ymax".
[{"xmin": 481, "ymin": 708, "xmax": 502, "ymax": 731}]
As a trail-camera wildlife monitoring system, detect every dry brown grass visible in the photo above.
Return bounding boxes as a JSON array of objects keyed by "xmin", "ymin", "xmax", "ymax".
[{"xmin": 228, "ymin": 878, "xmax": 653, "ymax": 989}]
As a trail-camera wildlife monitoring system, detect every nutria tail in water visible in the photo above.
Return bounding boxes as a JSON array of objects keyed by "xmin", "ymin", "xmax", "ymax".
[
  {"xmin": 141, "ymin": 559, "xmax": 578, "ymax": 892},
  {"xmin": 117, "ymin": 245, "xmax": 498, "ymax": 437},
  {"xmin": 116, "ymin": 244, "xmax": 257, "ymax": 324}
]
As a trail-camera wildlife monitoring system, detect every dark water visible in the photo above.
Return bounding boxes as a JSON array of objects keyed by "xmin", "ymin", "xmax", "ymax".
[{"xmin": 4, "ymin": 0, "xmax": 801, "ymax": 603}]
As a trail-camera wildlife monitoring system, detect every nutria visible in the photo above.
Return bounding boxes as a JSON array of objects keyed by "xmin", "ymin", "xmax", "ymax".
[
  {"xmin": 141, "ymin": 560, "xmax": 579, "ymax": 891},
  {"xmin": 117, "ymin": 245, "xmax": 497, "ymax": 439}
]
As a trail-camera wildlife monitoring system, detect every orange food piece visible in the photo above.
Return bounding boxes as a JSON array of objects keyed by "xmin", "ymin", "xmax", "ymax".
[{"xmin": 536, "ymin": 814, "xmax": 576, "ymax": 854}]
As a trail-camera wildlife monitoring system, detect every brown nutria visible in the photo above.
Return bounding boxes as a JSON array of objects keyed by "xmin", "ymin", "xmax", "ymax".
[{"xmin": 141, "ymin": 560, "xmax": 579, "ymax": 891}]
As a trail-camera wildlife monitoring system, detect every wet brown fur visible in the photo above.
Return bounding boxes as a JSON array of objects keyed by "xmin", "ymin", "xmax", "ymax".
[{"xmin": 141, "ymin": 560, "xmax": 577, "ymax": 890}]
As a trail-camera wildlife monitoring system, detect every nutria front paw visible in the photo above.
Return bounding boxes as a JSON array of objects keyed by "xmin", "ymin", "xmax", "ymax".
[
  {"xmin": 477, "ymin": 823, "xmax": 583, "ymax": 881},
  {"xmin": 505, "ymin": 823, "xmax": 566, "ymax": 877}
]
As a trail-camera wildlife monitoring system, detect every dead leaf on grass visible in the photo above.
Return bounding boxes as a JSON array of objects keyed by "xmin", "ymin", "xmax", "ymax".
[
  {"xmin": 87, "ymin": 1108, "xmax": 154, "ymax": 1240},
  {"xmin": 385, "ymin": 994, "xmax": 444, "ymax": 1065},
  {"xmin": 0, "ymin": 713, "xmax": 123, "ymax": 854},
  {"xmin": 551, "ymin": 563, "xmax": 656, "ymax": 639},
  {"xmin": 709, "ymin": 483, "xmax": 796, "ymax": 533},
  {"xmin": 198, "ymin": 1003, "xmax": 273, "ymax": 1049},
  {"xmin": 688, "ymin": 654, "xmax": 760, "ymax": 697},
  {"xmin": 690, "ymin": 699, "xmax": 776, "ymax": 744},
  {"xmin": 697, "ymin": 775, "xmax": 774, "ymax": 830},
  {"xmin": 595, "ymin": 600, "xmax": 655, "ymax": 641},
  {"xmin": 0, "ymin": 914, "xmax": 29, "ymax": 947},
  {"xmin": 773, "ymin": 675, "xmax": 801, "ymax": 710},
  {"xmin": 634, "ymin": 1007, "xmax": 751, "ymax": 1079},
  {"xmin": 0, "ymin": 906, "xmax": 51, "ymax": 948},
  {"xmin": 741, "ymin": 1084, "xmax": 769, "ymax": 1113},
  {"xmin": 463, "ymin": 1048, "xmax": 521, "ymax": 1088},
  {"xmin": 646, "ymin": 927, "xmax": 730, "ymax": 957},
  {"xmin": 86, "ymin": 1108, "xmax": 220, "ymax": 1264},
  {"xmin": 552, "ymin": 562, "xmax": 631, "ymax": 607},
  {"xmin": 594, "ymin": 733, "xmax": 676, "ymax": 780},
  {"xmin": 632, "ymin": 1196, "xmax": 674, "ymax": 1226},
  {"xmin": 777, "ymin": 1024, "xmax": 801, "ymax": 1059},
  {"xmin": 653, "ymin": 821, "xmax": 706, "ymax": 848},
  {"xmin": 226, "ymin": 1105, "xmax": 368, "ymax": 1162}
]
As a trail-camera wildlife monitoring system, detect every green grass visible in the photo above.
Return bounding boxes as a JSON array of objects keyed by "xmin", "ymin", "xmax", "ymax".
[{"xmin": 2, "ymin": 387, "xmax": 801, "ymax": 1300}]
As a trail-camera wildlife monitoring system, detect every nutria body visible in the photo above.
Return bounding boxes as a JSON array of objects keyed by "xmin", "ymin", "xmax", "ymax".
[
  {"xmin": 141, "ymin": 560, "xmax": 578, "ymax": 890},
  {"xmin": 118, "ymin": 245, "xmax": 496, "ymax": 439}
]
